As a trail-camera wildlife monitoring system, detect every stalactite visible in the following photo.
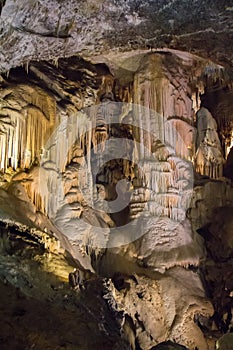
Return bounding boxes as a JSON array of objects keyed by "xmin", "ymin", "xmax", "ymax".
[
  {"xmin": 0, "ymin": 83, "xmax": 56, "ymax": 172},
  {"xmin": 34, "ymin": 111, "xmax": 96, "ymax": 218},
  {"xmin": 2, "ymin": 53, "xmax": 223, "ymax": 229},
  {"xmin": 129, "ymin": 55, "xmax": 197, "ymax": 222},
  {"xmin": 92, "ymin": 80, "xmax": 124, "ymax": 154}
]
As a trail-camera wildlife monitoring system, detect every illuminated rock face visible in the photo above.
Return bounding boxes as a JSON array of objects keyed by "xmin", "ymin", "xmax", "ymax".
[
  {"xmin": 1, "ymin": 53, "xmax": 200, "ymax": 270},
  {"xmin": 0, "ymin": 84, "xmax": 56, "ymax": 171},
  {"xmin": 195, "ymin": 107, "xmax": 224, "ymax": 179},
  {"xmin": 110, "ymin": 270, "xmax": 213, "ymax": 350},
  {"xmin": 0, "ymin": 48, "xmax": 233, "ymax": 350}
]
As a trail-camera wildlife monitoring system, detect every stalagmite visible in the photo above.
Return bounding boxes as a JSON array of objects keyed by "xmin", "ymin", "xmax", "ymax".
[{"xmin": 195, "ymin": 107, "xmax": 224, "ymax": 179}]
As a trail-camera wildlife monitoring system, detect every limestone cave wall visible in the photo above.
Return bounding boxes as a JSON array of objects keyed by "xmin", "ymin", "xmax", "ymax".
[{"xmin": 0, "ymin": 1, "xmax": 233, "ymax": 350}]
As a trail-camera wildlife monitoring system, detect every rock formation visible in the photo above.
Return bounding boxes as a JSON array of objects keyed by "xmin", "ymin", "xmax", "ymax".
[
  {"xmin": 0, "ymin": 1, "xmax": 233, "ymax": 350},
  {"xmin": 195, "ymin": 107, "xmax": 224, "ymax": 178}
]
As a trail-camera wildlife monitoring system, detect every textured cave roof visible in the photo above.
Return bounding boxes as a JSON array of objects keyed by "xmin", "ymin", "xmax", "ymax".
[{"xmin": 0, "ymin": 0, "xmax": 233, "ymax": 72}]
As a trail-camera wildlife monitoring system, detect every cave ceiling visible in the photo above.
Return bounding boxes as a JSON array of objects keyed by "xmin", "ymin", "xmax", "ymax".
[
  {"xmin": 0, "ymin": 0, "xmax": 233, "ymax": 72},
  {"xmin": 1, "ymin": 1, "xmax": 233, "ymax": 126}
]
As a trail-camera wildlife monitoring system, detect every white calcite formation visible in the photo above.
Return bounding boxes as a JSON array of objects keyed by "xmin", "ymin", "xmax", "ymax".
[
  {"xmin": 0, "ymin": 84, "xmax": 56, "ymax": 171},
  {"xmin": 0, "ymin": 50, "xmax": 232, "ymax": 350},
  {"xmin": 195, "ymin": 107, "xmax": 224, "ymax": 179},
  {"xmin": 0, "ymin": 52, "xmax": 218, "ymax": 266}
]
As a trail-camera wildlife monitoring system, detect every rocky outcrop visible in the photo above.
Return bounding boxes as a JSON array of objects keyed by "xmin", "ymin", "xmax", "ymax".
[
  {"xmin": 188, "ymin": 180, "xmax": 233, "ymax": 234},
  {"xmin": 109, "ymin": 270, "xmax": 213, "ymax": 349},
  {"xmin": 216, "ymin": 333, "xmax": 233, "ymax": 350},
  {"xmin": 0, "ymin": 224, "xmax": 130, "ymax": 350}
]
